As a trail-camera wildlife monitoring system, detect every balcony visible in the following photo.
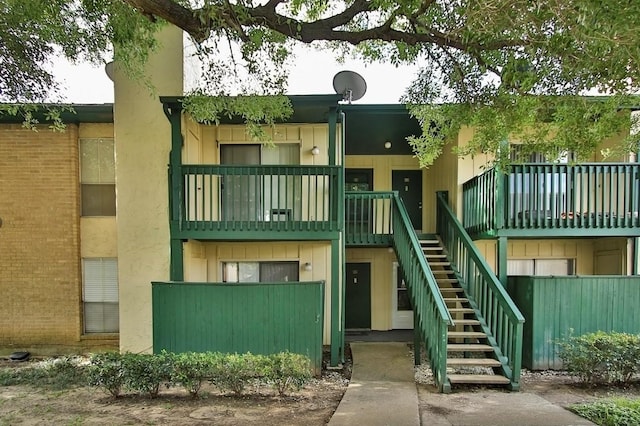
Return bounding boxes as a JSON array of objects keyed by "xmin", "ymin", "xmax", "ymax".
[
  {"xmin": 344, "ymin": 191, "xmax": 394, "ymax": 246},
  {"xmin": 172, "ymin": 165, "xmax": 342, "ymax": 240},
  {"xmin": 463, "ymin": 163, "xmax": 640, "ymax": 238}
]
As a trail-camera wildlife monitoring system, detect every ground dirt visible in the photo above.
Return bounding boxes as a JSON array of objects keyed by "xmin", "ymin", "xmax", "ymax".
[
  {"xmin": 0, "ymin": 356, "xmax": 350, "ymax": 426},
  {"xmin": 2, "ymin": 352, "xmax": 640, "ymax": 425}
]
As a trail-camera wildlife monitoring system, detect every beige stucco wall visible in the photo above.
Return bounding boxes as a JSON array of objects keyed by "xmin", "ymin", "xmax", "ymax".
[
  {"xmin": 183, "ymin": 241, "xmax": 336, "ymax": 344},
  {"xmin": 114, "ymin": 26, "xmax": 183, "ymax": 353}
]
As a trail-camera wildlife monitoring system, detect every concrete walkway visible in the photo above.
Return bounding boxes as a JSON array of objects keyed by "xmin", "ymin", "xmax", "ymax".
[
  {"xmin": 329, "ymin": 342, "xmax": 593, "ymax": 426},
  {"xmin": 328, "ymin": 342, "xmax": 420, "ymax": 426}
]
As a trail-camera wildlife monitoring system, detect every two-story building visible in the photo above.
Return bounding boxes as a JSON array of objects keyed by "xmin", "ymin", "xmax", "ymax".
[{"xmin": 2, "ymin": 26, "xmax": 639, "ymax": 392}]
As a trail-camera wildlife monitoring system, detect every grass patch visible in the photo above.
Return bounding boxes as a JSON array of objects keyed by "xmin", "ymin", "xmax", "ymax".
[{"xmin": 571, "ymin": 398, "xmax": 640, "ymax": 426}]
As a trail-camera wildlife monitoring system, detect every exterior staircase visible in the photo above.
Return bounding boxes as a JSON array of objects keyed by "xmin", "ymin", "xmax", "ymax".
[{"xmin": 419, "ymin": 236, "xmax": 511, "ymax": 387}]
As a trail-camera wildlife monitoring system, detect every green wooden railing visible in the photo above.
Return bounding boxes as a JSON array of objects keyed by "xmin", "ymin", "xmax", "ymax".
[
  {"xmin": 463, "ymin": 163, "xmax": 640, "ymax": 236},
  {"xmin": 391, "ymin": 192, "xmax": 453, "ymax": 392},
  {"xmin": 345, "ymin": 191, "xmax": 394, "ymax": 245},
  {"xmin": 176, "ymin": 165, "xmax": 342, "ymax": 238},
  {"xmin": 437, "ymin": 191, "xmax": 524, "ymax": 389}
]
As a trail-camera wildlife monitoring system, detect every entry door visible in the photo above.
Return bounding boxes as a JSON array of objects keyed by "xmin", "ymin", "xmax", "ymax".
[
  {"xmin": 345, "ymin": 263, "xmax": 371, "ymax": 329},
  {"xmin": 392, "ymin": 263, "xmax": 413, "ymax": 329},
  {"xmin": 392, "ymin": 170, "xmax": 423, "ymax": 231}
]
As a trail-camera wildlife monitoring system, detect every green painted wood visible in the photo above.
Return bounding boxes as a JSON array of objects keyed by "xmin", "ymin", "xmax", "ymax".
[
  {"xmin": 176, "ymin": 165, "xmax": 342, "ymax": 240},
  {"xmin": 391, "ymin": 192, "xmax": 452, "ymax": 392},
  {"xmin": 463, "ymin": 163, "xmax": 640, "ymax": 239},
  {"xmin": 507, "ymin": 276, "xmax": 640, "ymax": 370},
  {"xmin": 152, "ymin": 281, "xmax": 325, "ymax": 374},
  {"xmin": 344, "ymin": 191, "xmax": 394, "ymax": 246},
  {"xmin": 436, "ymin": 191, "xmax": 524, "ymax": 389}
]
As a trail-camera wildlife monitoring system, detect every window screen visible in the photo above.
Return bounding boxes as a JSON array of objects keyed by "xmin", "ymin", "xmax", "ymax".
[
  {"xmin": 80, "ymin": 138, "xmax": 115, "ymax": 216},
  {"xmin": 83, "ymin": 258, "xmax": 119, "ymax": 333}
]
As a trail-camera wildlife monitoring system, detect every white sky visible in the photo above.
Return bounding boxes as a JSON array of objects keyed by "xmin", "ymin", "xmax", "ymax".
[{"xmin": 54, "ymin": 49, "xmax": 419, "ymax": 105}]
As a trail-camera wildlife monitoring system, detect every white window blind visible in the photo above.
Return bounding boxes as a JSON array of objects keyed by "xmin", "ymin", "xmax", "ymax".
[{"xmin": 83, "ymin": 258, "xmax": 118, "ymax": 333}]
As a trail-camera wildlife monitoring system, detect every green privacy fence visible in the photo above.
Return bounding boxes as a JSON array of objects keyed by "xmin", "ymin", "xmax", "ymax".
[
  {"xmin": 507, "ymin": 276, "xmax": 640, "ymax": 370},
  {"xmin": 152, "ymin": 281, "xmax": 325, "ymax": 374}
]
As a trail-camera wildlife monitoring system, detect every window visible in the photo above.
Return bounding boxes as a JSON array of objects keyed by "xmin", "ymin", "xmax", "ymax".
[
  {"xmin": 222, "ymin": 261, "xmax": 299, "ymax": 283},
  {"xmin": 80, "ymin": 138, "xmax": 115, "ymax": 216},
  {"xmin": 83, "ymin": 258, "xmax": 118, "ymax": 333},
  {"xmin": 507, "ymin": 259, "xmax": 575, "ymax": 276}
]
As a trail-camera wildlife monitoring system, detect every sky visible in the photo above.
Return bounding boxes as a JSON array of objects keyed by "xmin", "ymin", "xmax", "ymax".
[{"xmin": 55, "ymin": 49, "xmax": 420, "ymax": 105}]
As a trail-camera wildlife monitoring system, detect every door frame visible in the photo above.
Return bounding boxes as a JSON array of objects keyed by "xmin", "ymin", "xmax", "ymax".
[{"xmin": 392, "ymin": 262, "xmax": 414, "ymax": 329}]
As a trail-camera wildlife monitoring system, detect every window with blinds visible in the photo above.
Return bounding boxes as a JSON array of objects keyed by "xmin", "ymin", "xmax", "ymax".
[
  {"xmin": 80, "ymin": 138, "xmax": 115, "ymax": 216},
  {"xmin": 222, "ymin": 261, "xmax": 299, "ymax": 283},
  {"xmin": 83, "ymin": 258, "xmax": 119, "ymax": 333}
]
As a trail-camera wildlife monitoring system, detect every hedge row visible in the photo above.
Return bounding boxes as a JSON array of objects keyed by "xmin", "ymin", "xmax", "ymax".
[
  {"xmin": 556, "ymin": 331, "xmax": 640, "ymax": 384},
  {"xmin": 87, "ymin": 351, "xmax": 312, "ymax": 398}
]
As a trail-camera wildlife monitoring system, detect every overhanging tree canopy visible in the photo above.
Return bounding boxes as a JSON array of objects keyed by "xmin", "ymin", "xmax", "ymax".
[{"xmin": 2, "ymin": 0, "xmax": 640, "ymax": 165}]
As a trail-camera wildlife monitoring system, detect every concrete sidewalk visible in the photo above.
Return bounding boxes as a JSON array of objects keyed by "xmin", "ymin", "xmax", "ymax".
[
  {"xmin": 329, "ymin": 342, "xmax": 593, "ymax": 426},
  {"xmin": 328, "ymin": 342, "xmax": 420, "ymax": 426}
]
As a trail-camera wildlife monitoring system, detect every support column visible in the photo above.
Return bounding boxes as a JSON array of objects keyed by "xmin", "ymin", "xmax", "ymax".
[
  {"xmin": 497, "ymin": 236, "xmax": 508, "ymax": 286},
  {"xmin": 330, "ymin": 239, "xmax": 343, "ymax": 366}
]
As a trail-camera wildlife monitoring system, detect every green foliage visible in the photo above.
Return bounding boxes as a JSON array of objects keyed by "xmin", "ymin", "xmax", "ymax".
[
  {"xmin": 121, "ymin": 352, "xmax": 175, "ymax": 398},
  {"xmin": 266, "ymin": 352, "xmax": 312, "ymax": 396},
  {"xmin": 0, "ymin": 104, "xmax": 75, "ymax": 132},
  {"xmin": 571, "ymin": 398, "xmax": 640, "ymax": 426},
  {"xmin": 209, "ymin": 352, "xmax": 270, "ymax": 395},
  {"xmin": 182, "ymin": 94, "xmax": 293, "ymax": 142},
  {"xmin": 87, "ymin": 352, "xmax": 126, "ymax": 397},
  {"xmin": 86, "ymin": 351, "xmax": 313, "ymax": 398},
  {"xmin": 170, "ymin": 352, "xmax": 221, "ymax": 397},
  {"xmin": 556, "ymin": 331, "xmax": 640, "ymax": 384}
]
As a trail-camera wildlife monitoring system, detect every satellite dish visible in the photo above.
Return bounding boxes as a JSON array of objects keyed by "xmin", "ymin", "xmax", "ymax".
[{"xmin": 333, "ymin": 71, "xmax": 367, "ymax": 103}]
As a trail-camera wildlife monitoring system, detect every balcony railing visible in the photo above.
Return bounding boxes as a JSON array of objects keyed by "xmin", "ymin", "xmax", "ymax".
[
  {"xmin": 463, "ymin": 163, "xmax": 640, "ymax": 237},
  {"xmin": 345, "ymin": 191, "xmax": 394, "ymax": 245},
  {"xmin": 173, "ymin": 165, "xmax": 342, "ymax": 239}
]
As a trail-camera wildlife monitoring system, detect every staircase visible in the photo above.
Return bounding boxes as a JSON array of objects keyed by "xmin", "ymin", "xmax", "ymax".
[{"xmin": 420, "ymin": 236, "xmax": 511, "ymax": 387}]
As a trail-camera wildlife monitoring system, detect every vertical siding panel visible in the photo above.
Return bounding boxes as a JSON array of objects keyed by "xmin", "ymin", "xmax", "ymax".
[
  {"xmin": 507, "ymin": 276, "xmax": 640, "ymax": 370},
  {"xmin": 152, "ymin": 282, "xmax": 324, "ymax": 373}
]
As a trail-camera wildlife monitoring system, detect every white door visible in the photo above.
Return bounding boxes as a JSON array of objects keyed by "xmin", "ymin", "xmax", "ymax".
[{"xmin": 392, "ymin": 263, "xmax": 414, "ymax": 329}]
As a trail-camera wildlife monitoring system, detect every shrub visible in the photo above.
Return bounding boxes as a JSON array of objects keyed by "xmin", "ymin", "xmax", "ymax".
[
  {"xmin": 266, "ymin": 352, "xmax": 312, "ymax": 396},
  {"xmin": 210, "ymin": 352, "xmax": 265, "ymax": 395},
  {"xmin": 87, "ymin": 352, "xmax": 126, "ymax": 397},
  {"xmin": 171, "ymin": 352, "xmax": 221, "ymax": 397},
  {"xmin": 571, "ymin": 398, "xmax": 640, "ymax": 426},
  {"xmin": 122, "ymin": 352, "xmax": 174, "ymax": 398},
  {"xmin": 556, "ymin": 331, "xmax": 640, "ymax": 384}
]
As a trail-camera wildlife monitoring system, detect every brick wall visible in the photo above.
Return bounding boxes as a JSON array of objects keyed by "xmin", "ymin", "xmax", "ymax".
[{"xmin": 0, "ymin": 124, "xmax": 88, "ymax": 353}]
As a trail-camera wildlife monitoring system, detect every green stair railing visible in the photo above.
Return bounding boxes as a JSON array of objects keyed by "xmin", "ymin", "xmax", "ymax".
[
  {"xmin": 391, "ymin": 192, "xmax": 453, "ymax": 392},
  {"xmin": 436, "ymin": 191, "xmax": 524, "ymax": 390}
]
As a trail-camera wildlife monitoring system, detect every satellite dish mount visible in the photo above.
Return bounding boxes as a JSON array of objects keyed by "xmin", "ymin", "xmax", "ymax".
[{"xmin": 333, "ymin": 71, "xmax": 367, "ymax": 103}]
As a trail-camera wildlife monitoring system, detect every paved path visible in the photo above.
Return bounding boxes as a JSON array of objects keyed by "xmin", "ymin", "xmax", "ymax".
[
  {"xmin": 329, "ymin": 341, "xmax": 594, "ymax": 426},
  {"xmin": 328, "ymin": 342, "xmax": 420, "ymax": 426}
]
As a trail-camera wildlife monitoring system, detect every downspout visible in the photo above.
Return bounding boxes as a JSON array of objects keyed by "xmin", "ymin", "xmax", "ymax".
[{"xmin": 339, "ymin": 109, "xmax": 346, "ymax": 364}]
